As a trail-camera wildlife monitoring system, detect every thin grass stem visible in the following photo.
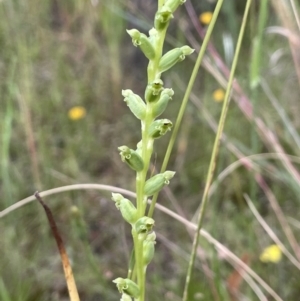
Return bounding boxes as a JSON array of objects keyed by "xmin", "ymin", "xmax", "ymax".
[
  {"xmin": 260, "ymin": 79, "xmax": 300, "ymax": 150},
  {"xmin": 255, "ymin": 175, "xmax": 300, "ymax": 261},
  {"xmin": 182, "ymin": 1, "xmax": 253, "ymax": 300},
  {"xmin": 249, "ymin": 0, "xmax": 268, "ymax": 201}
]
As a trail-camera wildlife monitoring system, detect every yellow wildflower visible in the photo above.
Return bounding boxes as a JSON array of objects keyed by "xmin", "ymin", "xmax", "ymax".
[
  {"xmin": 212, "ymin": 88, "xmax": 225, "ymax": 102},
  {"xmin": 259, "ymin": 244, "xmax": 282, "ymax": 263},
  {"xmin": 68, "ymin": 106, "xmax": 86, "ymax": 121},
  {"xmin": 199, "ymin": 12, "xmax": 213, "ymax": 25}
]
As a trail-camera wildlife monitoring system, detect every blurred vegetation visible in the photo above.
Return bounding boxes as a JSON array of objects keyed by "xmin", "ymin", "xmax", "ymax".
[{"xmin": 1, "ymin": 0, "xmax": 300, "ymax": 300}]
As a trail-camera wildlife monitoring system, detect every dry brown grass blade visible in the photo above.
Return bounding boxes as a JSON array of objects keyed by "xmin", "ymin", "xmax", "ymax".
[
  {"xmin": 226, "ymin": 254, "xmax": 251, "ymax": 301},
  {"xmin": 34, "ymin": 192, "xmax": 80, "ymax": 301}
]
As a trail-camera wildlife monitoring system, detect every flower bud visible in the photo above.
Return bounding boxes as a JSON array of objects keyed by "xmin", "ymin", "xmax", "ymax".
[
  {"xmin": 118, "ymin": 145, "xmax": 144, "ymax": 172},
  {"xmin": 135, "ymin": 216, "xmax": 155, "ymax": 234},
  {"xmin": 112, "ymin": 193, "xmax": 138, "ymax": 224},
  {"xmin": 148, "ymin": 119, "xmax": 173, "ymax": 139},
  {"xmin": 159, "ymin": 45, "xmax": 194, "ymax": 73},
  {"xmin": 143, "ymin": 232, "xmax": 156, "ymax": 266},
  {"xmin": 113, "ymin": 278, "xmax": 140, "ymax": 299},
  {"xmin": 154, "ymin": 8, "xmax": 173, "ymax": 31},
  {"xmin": 152, "ymin": 88, "xmax": 174, "ymax": 118},
  {"xmin": 122, "ymin": 89, "xmax": 146, "ymax": 120},
  {"xmin": 126, "ymin": 29, "xmax": 155, "ymax": 60},
  {"xmin": 145, "ymin": 79, "xmax": 164, "ymax": 103},
  {"xmin": 126, "ymin": 29, "xmax": 141, "ymax": 46},
  {"xmin": 144, "ymin": 171, "xmax": 176, "ymax": 196}
]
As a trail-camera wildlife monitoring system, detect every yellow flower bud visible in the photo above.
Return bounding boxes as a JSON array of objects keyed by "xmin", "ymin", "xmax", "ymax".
[
  {"xmin": 199, "ymin": 12, "xmax": 213, "ymax": 25},
  {"xmin": 212, "ymin": 88, "xmax": 225, "ymax": 102},
  {"xmin": 259, "ymin": 244, "xmax": 282, "ymax": 263},
  {"xmin": 68, "ymin": 106, "xmax": 86, "ymax": 121}
]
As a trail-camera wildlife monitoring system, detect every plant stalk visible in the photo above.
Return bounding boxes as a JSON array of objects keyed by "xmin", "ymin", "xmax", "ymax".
[{"xmin": 133, "ymin": 15, "xmax": 171, "ymax": 301}]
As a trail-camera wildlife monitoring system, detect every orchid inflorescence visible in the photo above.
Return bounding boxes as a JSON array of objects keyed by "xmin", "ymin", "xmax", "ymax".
[{"xmin": 111, "ymin": 1, "xmax": 194, "ymax": 300}]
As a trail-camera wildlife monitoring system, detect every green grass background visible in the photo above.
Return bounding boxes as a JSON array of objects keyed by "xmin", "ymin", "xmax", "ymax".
[{"xmin": 1, "ymin": 0, "xmax": 300, "ymax": 300}]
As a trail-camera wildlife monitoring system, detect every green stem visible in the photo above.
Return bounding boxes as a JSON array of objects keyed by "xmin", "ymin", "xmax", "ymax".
[
  {"xmin": 132, "ymin": 230, "xmax": 145, "ymax": 301},
  {"xmin": 147, "ymin": 26, "xmax": 168, "ymax": 82},
  {"xmin": 182, "ymin": 0, "xmax": 253, "ymax": 300},
  {"xmin": 127, "ymin": 249, "xmax": 135, "ymax": 279},
  {"xmin": 249, "ymin": 0, "xmax": 268, "ymax": 201},
  {"xmin": 136, "ymin": 113, "xmax": 155, "ymax": 217},
  {"xmin": 133, "ymin": 13, "xmax": 171, "ymax": 301},
  {"xmin": 136, "ymin": 25, "xmax": 169, "ymax": 217}
]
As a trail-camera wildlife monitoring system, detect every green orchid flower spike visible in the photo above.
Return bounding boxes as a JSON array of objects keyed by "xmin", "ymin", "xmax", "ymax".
[{"xmin": 112, "ymin": 0, "xmax": 194, "ymax": 300}]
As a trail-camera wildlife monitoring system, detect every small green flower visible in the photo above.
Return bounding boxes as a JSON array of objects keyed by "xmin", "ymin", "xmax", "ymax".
[
  {"xmin": 135, "ymin": 216, "xmax": 155, "ymax": 234},
  {"xmin": 149, "ymin": 119, "xmax": 173, "ymax": 139},
  {"xmin": 113, "ymin": 278, "xmax": 140, "ymax": 298},
  {"xmin": 155, "ymin": 8, "xmax": 174, "ymax": 30},
  {"xmin": 122, "ymin": 89, "xmax": 146, "ymax": 120},
  {"xmin": 143, "ymin": 232, "xmax": 156, "ymax": 266},
  {"xmin": 126, "ymin": 29, "xmax": 156, "ymax": 60},
  {"xmin": 145, "ymin": 79, "xmax": 164, "ymax": 103},
  {"xmin": 126, "ymin": 28, "xmax": 142, "ymax": 46},
  {"xmin": 152, "ymin": 88, "xmax": 174, "ymax": 118},
  {"xmin": 118, "ymin": 145, "xmax": 144, "ymax": 172},
  {"xmin": 111, "ymin": 193, "xmax": 138, "ymax": 224},
  {"xmin": 159, "ymin": 46, "xmax": 194, "ymax": 73},
  {"xmin": 144, "ymin": 171, "xmax": 176, "ymax": 196}
]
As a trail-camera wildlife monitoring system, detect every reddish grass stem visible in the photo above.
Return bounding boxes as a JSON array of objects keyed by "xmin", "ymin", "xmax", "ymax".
[{"xmin": 34, "ymin": 191, "xmax": 80, "ymax": 301}]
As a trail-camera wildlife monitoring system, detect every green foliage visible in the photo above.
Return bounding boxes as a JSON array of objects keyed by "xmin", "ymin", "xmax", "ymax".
[{"xmin": 1, "ymin": 0, "xmax": 300, "ymax": 300}]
